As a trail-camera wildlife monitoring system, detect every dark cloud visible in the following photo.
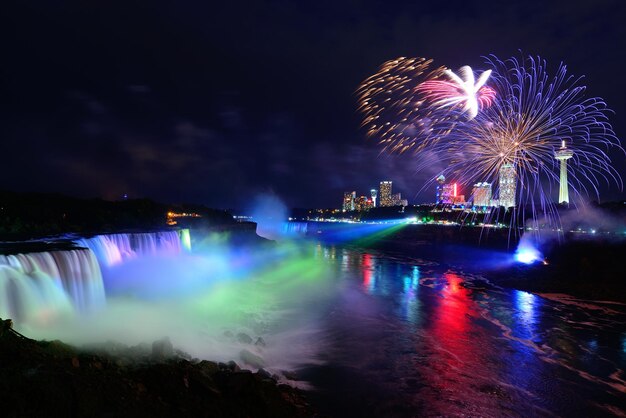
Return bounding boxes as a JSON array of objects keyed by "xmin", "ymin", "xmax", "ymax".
[{"xmin": 0, "ymin": 0, "xmax": 624, "ymax": 208}]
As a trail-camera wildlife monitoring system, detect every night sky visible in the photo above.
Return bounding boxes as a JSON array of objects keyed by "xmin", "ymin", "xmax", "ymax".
[{"xmin": 1, "ymin": 0, "xmax": 625, "ymax": 209}]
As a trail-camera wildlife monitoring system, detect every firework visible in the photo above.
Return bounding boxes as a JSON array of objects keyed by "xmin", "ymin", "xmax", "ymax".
[
  {"xmin": 427, "ymin": 55, "xmax": 622, "ymax": 224},
  {"xmin": 417, "ymin": 66, "xmax": 496, "ymax": 119},
  {"xmin": 356, "ymin": 57, "xmax": 452, "ymax": 153}
]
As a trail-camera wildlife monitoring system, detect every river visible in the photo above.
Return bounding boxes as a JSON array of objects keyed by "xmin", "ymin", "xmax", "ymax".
[{"xmin": 302, "ymin": 244, "xmax": 626, "ymax": 417}]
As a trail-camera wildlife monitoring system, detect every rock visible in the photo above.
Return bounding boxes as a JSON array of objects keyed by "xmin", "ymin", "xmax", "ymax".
[
  {"xmin": 282, "ymin": 370, "xmax": 299, "ymax": 381},
  {"xmin": 227, "ymin": 360, "xmax": 240, "ymax": 372},
  {"xmin": 0, "ymin": 326, "xmax": 312, "ymax": 417},
  {"xmin": 239, "ymin": 349, "xmax": 266, "ymax": 368},
  {"xmin": 236, "ymin": 332, "xmax": 253, "ymax": 344},
  {"xmin": 257, "ymin": 368, "xmax": 273, "ymax": 380},
  {"xmin": 198, "ymin": 360, "xmax": 220, "ymax": 375},
  {"xmin": 175, "ymin": 349, "xmax": 192, "ymax": 360},
  {"xmin": 0, "ymin": 318, "xmax": 13, "ymax": 337},
  {"xmin": 151, "ymin": 337, "xmax": 173, "ymax": 360},
  {"xmin": 254, "ymin": 337, "xmax": 266, "ymax": 347}
]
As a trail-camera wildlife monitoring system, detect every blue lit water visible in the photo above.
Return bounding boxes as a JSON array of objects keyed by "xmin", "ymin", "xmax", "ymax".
[{"xmin": 302, "ymin": 244, "xmax": 626, "ymax": 417}]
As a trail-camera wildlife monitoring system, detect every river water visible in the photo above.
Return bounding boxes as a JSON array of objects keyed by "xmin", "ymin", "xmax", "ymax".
[{"xmin": 302, "ymin": 244, "xmax": 626, "ymax": 417}]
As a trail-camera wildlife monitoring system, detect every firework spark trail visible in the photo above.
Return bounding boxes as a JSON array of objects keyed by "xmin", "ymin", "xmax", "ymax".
[
  {"xmin": 422, "ymin": 55, "xmax": 623, "ymax": 227},
  {"xmin": 356, "ymin": 57, "xmax": 453, "ymax": 154}
]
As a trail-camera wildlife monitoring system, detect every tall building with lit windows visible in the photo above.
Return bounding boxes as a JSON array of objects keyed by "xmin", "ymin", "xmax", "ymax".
[
  {"xmin": 379, "ymin": 181, "xmax": 393, "ymax": 207},
  {"xmin": 354, "ymin": 196, "xmax": 373, "ymax": 211},
  {"xmin": 472, "ymin": 182, "xmax": 492, "ymax": 207},
  {"xmin": 436, "ymin": 175, "xmax": 463, "ymax": 205},
  {"xmin": 343, "ymin": 191, "xmax": 356, "ymax": 211},
  {"xmin": 498, "ymin": 164, "xmax": 516, "ymax": 208}
]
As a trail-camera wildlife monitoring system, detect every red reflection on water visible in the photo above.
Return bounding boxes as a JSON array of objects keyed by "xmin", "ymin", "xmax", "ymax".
[
  {"xmin": 433, "ymin": 273, "xmax": 470, "ymax": 340},
  {"xmin": 421, "ymin": 271, "xmax": 487, "ymax": 402},
  {"xmin": 362, "ymin": 253, "xmax": 374, "ymax": 293}
]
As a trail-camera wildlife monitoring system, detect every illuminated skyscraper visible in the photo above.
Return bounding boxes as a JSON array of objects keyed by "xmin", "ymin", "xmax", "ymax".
[
  {"xmin": 343, "ymin": 191, "xmax": 356, "ymax": 211},
  {"xmin": 472, "ymin": 182, "xmax": 492, "ymax": 207},
  {"xmin": 436, "ymin": 176, "xmax": 459, "ymax": 205},
  {"xmin": 355, "ymin": 196, "xmax": 372, "ymax": 211},
  {"xmin": 379, "ymin": 181, "xmax": 393, "ymax": 207},
  {"xmin": 555, "ymin": 140, "xmax": 574, "ymax": 204},
  {"xmin": 498, "ymin": 164, "xmax": 516, "ymax": 208},
  {"xmin": 370, "ymin": 189, "xmax": 378, "ymax": 207},
  {"xmin": 435, "ymin": 175, "xmax": 446, "ymax": 203}
]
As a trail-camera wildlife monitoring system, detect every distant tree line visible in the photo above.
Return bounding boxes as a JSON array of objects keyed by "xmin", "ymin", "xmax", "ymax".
[{"xmin": 0, "ymin": 190, "xmax": 234, "ymax": 239}]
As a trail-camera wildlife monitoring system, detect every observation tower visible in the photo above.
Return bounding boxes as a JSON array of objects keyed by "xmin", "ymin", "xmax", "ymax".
[{"xmin": 555, "ymin": 140, "xmax": 574, "ymax": 204}]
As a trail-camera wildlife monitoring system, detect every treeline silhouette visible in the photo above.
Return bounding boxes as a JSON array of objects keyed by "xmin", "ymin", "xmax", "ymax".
[{"xmin": 0, "ymin": 190, "xmax": 234, "ymax": 239}]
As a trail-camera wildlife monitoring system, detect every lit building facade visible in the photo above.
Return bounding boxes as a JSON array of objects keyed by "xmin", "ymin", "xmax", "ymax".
[
  {"xmin": 343, "ymin": 191, "xmax": 356, "ymax": 212},
  {"xmin": 354, "ymin": 196, "xmax": 373, "ymax": 212},
  {"xmin": 472, "ymin": 182, "xmax": 492, "ymax": 207},
  {"xmin": 370, "ymin": 189, "xmax": 378, "ymax": 207},
  {"xmin": 498, "ymin": 164, "xmax": 516, "ymax": 208},
  {"xmin": 437, "ymin": 182, "xmax": 457, "ymax": 204},
  {"xmin": 379, "ymin": 181, "xmax": 393, "ymax": 207}
]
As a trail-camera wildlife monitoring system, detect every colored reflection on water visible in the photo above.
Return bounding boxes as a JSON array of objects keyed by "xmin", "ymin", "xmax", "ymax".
[{"xmin": 304, "ymin": 246, "xmax": 626, "ymax": 417}]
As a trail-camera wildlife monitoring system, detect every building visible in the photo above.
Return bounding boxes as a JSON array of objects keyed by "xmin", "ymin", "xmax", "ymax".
[
  {"xmin": 472, "ymin": 182, "xmax": 492, "ymax": 207},
  {"xmin": 390, "ymin": 192, "xmax": 401, "ymax": 206},
  {"xmin": 354, "ymin": 196, "xmax": 373, "ymax": 212},
  {"xmin": 498, "ymin": 163, "xmax": 516, "ymax": 208},
  {"xmin": 343, "ymin": 191, "xmax": 356, "ymax": 212},
  {"xmin": 370, "ymin": 189, "xmax": 378, "ymax": 207},
  {"xmin": 436, "ymin": 177, "xmax": 466, "ymax": 205},
  {"xmin": 555, "ymin": 140, "xmax": 574, "ymax": 204},
  {"xmin": 437, "ymin": 182, "xmax": 456, "ymax": 204},
  {"xmin": 379, "ymin": 181, "xmax": 393, "ymax": 207}
]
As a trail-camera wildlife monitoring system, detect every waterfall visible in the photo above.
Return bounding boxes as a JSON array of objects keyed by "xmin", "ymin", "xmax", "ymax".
[
  {"xmin": 0, "ymin": 249, "xmax": 105, "ymax": 319},
  {"xmin": 283, "ymin": 221, "xmax": 308, "ymax": 236},
  {"xmin": 76, "ymin": 230, "xmax": 186, "ymax": 267},
  {"xmin": 0, "ymin": 266, "xmax": 73, "ymax": 323},
  {"xmin": 0, "ymin": 229, "xmax": 189, "ymax": 324}
]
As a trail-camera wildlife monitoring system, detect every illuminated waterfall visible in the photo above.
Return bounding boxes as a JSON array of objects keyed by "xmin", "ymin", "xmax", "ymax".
[
  {"xmin": 283, "ymin": 222, "xmax": 308, "ymax": 236},
  {"xmin": 76, "ymin": 230, "xmax": 185, "ymax": 267},
  {"xmin": 0, "ymin": 249, "xmax": 105, "ymax": 319},
  {"xmin": 0, "ymin": 229, "xmax": 189, "ymax": 323}
]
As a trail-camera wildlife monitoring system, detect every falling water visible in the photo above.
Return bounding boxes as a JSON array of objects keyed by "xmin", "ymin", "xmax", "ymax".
[
  {"xmin": 76, "ymin": 230, "xmax": 184, "ymax": 267},
  {"xmin": 283, "ymin": 221, "xmax": 308, "ymax": 236},
  {"xmin": 0, "ymin": 248, "xmax": 105, "ymax": 317}
]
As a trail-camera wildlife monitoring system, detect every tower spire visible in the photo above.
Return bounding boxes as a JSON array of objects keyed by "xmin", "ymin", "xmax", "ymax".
[{"xmin": 555, "ymin": 141, "xmax": 574, "ymax": 204}]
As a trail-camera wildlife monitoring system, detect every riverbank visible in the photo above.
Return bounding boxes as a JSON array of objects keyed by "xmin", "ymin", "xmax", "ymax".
[
  {"xmin": 0, "ymin": 319, "xmax": 310, "ymax": 417},
  {"xmin": 491, "ymin": 239, "xmax": 626, "ymax": 303},
  {"xmin": 308, "ymin": 222, "xmax": 626, "ymax": 303}
]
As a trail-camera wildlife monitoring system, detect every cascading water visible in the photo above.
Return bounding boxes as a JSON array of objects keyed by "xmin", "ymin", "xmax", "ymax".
[
  {"xmin": 0, "ymin": 248, "xmax": 105, "ymax": 319},
  {"xmin": 0, "ymin": 229, "xmax": 189, "ymax": 323},
  {"xmin": 1, "ymin": 228, "xmax": 336, "ymax": 377},
  {"xmin": 76, "ymin": 230, "xmax": 185, "ymax": 267},
  {"xmin": 283, "ymin": 221, "xmax": 308, "ymax": 236}
]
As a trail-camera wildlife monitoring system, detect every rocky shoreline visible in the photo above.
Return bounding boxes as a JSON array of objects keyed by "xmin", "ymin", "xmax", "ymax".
[{"xmin": 0, "ymin": 319, "xmax": 311, "ymax": 417}]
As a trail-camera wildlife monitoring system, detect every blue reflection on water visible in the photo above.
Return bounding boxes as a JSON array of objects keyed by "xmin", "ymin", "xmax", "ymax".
[
  {"xmin": 513, "ymin": 290, "xmax": 541, "ymax": 339},
  {"xmin": 400, "ymin": 266, "xmax": 421, "ymax": 323}
]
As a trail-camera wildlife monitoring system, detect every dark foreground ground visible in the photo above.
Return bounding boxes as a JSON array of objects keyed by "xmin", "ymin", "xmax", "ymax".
[{"xmin": 0, "ymin": 319, "xmax": 310, "ymax": 418}]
